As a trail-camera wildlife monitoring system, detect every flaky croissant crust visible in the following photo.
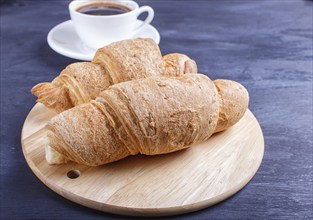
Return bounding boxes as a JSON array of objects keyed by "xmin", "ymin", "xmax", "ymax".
[
  {"xmin": 32, "ymin": 38, "xmax": 198, "ymax": 113},
  {"xmin": 46, "ymin": 74, "xmax": 249, "ymax": 166}
]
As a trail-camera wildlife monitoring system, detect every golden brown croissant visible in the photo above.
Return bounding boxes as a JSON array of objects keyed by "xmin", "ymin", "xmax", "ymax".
[
  {"xmin": 32, "ymin": 38, "xmax": 197, "ymax": 113},
  {"xmin": 31, "ymin": 62, "xmax": 110, "ymax": 113},
  {"xmin": 46, "ymin": 74, "xmax": 249, "ymax": 166},
  {"xmin": 163, "ymin": 53, "xmax": 198, "ymax": 76}
]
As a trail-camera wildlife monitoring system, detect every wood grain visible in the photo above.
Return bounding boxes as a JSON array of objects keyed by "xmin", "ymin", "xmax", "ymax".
[{"xmin": 21, "ymin": 104, "xmax": 264, "ymax": 216}]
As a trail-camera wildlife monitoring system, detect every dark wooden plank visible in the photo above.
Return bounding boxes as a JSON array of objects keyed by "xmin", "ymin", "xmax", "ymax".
[{"xmin": 1, "ymin": 0, "xmax": 312, "ymax": 219}]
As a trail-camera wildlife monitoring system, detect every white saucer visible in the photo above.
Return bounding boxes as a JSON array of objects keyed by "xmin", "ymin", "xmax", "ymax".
[{"xmin": 47, "ymin": 20, "xmax": 160, "ymax": 61}]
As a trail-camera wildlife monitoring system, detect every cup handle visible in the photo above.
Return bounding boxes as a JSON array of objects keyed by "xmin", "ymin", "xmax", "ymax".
[{"xmin": 133, "ymin": 6, "xmax": 154, "ymax": 35}]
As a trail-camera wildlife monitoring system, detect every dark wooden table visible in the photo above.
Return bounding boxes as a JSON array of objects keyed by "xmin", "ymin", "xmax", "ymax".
[{"xmin": 1, "ymin": 0, "xmax": 312, "ymax": 219}]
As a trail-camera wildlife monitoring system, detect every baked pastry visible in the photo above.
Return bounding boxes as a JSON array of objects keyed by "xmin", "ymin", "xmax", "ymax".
[
  {"xmin": 46, "ymin": 74, "xmax": 249, "ymax": 166},
  {"xmin": 32, "ymin": 38, "xmax": 197, "ymax": 113},
  {"xmin": 31, "ymin": 62, "xmax": 109, "ymax": 113},
  {"xmin": 163, "ymin": 53, "xmax": 197, "ymax": 76},
  {"xmin": 92, "ymin": 38, "xmax": 164, "ymax": 84}
]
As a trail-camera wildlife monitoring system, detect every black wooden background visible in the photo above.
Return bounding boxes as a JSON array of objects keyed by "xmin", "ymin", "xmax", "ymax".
[{"xmin": 1, "ymin": 0, "xmax": 312, "ymax": 219}]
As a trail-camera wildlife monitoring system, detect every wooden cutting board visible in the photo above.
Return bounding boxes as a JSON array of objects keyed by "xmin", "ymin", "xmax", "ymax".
[{"xmin": 21, "ymin": 103, "xmax": 264, "ymax": 216}]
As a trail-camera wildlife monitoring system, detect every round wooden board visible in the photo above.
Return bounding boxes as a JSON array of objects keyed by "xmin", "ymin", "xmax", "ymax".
[{"xmin": 21, "ymin": 103, "xmax": 264, "ymax": 216}]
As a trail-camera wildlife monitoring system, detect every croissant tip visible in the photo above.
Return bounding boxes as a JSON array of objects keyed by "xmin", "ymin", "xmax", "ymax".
[
  {"xmin": 184, "ymin": 59, "xmax": 198, "ymax": 74},
  {"xmin": 31, "ymin": 82, "xmax": 53, "ymax": 95},
  {"xmin": 45, "ymin": 145, "xmax": 69, "ymax": 165},
  {"xmin": 31, "ymin": 82, "xmax": 72, "ymax": 113}
]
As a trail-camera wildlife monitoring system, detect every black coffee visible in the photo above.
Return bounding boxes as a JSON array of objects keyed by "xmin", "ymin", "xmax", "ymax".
[{"xmin": 77, "ymin": 3, "xmax": 131, "ymax": 16}]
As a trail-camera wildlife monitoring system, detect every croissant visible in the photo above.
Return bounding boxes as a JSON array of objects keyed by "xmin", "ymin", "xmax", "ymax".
[
  {"xmin": 46, "ymin": 74, "xmax": 249, "ymax": 166},
  {"xmin": 163, "ymin": 53, "xmax": 198, "ymax": 76},
  {"xmin": 31, "ymin": 38, "xmax": 197, "ymax": 113}
]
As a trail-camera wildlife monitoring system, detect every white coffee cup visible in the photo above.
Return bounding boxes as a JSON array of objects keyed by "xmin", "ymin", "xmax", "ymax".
[{"xmin": 69, "ymin": 0, "xmax": 154, "ymax": 50}]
